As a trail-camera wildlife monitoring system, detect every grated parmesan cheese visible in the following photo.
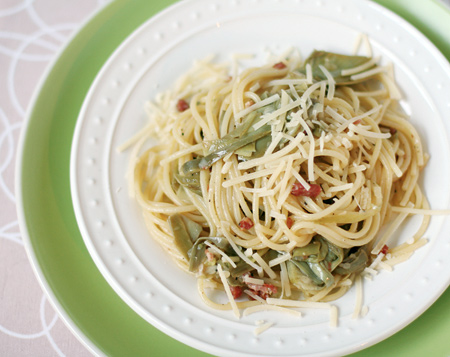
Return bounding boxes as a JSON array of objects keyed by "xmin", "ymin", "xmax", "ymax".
[
  {"xmin": 221, "ymin": 223, "xmax": 263, "ymax": 273},
  {"xmin": 319, "ymin": 130, "xmax": 325, "ymax": 152},
  {"xmin": 290, "ymin": 168, "xmax": 311, "ymax": 191},
  {"xmin": 244, "ymin": 304, "xmax": 302, "ymax": 318},
  {"xmin": 352, "ymin": 275, "xmax": 363, "ymax": 319},
  {"xmin": 266, "ymin": 298, "xmax": 331, "ymax": 309},
  {"xmin": 240, "ymin": 186, "xmax": 275, "ymax": 197},
  {"xmin": 329, "ymin": 305, "xmax": 338, "ymax": 328},
  {"xmin": 341, "ymin": 56, "xmax": 380, "ymax": 76},
  {"xmin": 279, "ymin": 261, "xmax": 291, "ymax": 298},
  {"xmin": 291, "ymin": 111, "xmax": 316, "ymax": 182},
  {"xmin": 348, "ymin": 123, "xmax": 391, "ymax": 139},
  {"xmin": 268, "ymin": 253, "xmax": 292, "ymax": 267},
  {"xmin": 252, "ymin": 252, "xmax": 277, "ymax": 279},
  {"xmin": 253, "ymin": 99, "xmax": 302, "ymax": 130},
  {"xmin": 378, "ymin": 261, "xmax": 393, "ymax": 272},
  {"xmin": 350, "ymin": 65, "xmax": 386, "ymax": 81},
  {"xmin": 243, "ymin": 275, "xmax": 265, "ymax": 285},
  {"xmin": 267, "ymin": 78, "xmax": 309, "ymax": 86},
  {"xmin": 253, "ymin": 322, "xmax": 274, "ymax": 336},
  {"xmin": 235, "ymin": 93, "xmax": 280, "ymax": 120},
  {"xmin": 328, "ymin": 183, "xmax": 354, "ymax": 193},
  {"xmin": 325, "ymin": 106, "xmax": 347, "ymax": 124},
  {"xmin": 368, "ymin": 252, "xmax": 385, "ymax": 271},
  {"xmin": 217, "ymin": 264, "xmax": 240, "ymax": 318},
  {"xmin": 244, "ymin": 289, "xmax": 267, "ymax": 304},
  {"xmin": 319, "ymin": 64, "xmax": 336, "ymax": 100},
  {"xmin": 306, "ymin": 63, "xmax": 313, "ymax": 83},
  {"xmin": 384, "ymin": 252, "xmax": 414, "ymax": 266},
  {"xmin": 222, "ymin": 167, "xmax": 277, "ymax": 188},
  {"xmin": 361, "ymin": 305, "xmax": 369, "ymax": 317}
]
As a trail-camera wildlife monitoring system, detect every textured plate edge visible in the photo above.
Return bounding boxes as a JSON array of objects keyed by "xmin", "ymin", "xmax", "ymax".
[{"xmin": 69, "ymin": 0, "xmax": 450, "ymax": 356}]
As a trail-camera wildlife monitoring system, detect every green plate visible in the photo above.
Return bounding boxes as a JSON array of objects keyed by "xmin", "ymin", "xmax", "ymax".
[{"xmin": 16, "ymin": 0, "xmax": 450, "ymax": 355}]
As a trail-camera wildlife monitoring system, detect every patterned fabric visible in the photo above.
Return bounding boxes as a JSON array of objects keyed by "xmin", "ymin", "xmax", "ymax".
[{"xmin": 0, "ymin": 1, "xmax": 108, "ymax": 355}]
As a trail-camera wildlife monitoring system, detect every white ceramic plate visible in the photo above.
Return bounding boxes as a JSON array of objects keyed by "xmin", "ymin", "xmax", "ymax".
[{"xmin": 70, "ymin": 0, "xmax": 450, "ymax": 356}]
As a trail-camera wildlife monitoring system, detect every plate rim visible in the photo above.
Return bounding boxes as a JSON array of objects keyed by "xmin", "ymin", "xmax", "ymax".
[{"xmin": 71, "ymin": 0, "xmax": 450, "ymax": 355}]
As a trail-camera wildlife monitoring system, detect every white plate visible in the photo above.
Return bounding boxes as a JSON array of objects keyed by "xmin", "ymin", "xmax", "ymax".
[{"xmin": 70, "ymin": 0, "xmax": 450, "ymax": 356}]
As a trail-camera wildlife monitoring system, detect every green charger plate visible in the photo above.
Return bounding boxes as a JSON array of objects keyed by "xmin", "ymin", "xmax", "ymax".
[{"xmin": 16, "ymin": 0, "xmax": 450, "ymax": 355}]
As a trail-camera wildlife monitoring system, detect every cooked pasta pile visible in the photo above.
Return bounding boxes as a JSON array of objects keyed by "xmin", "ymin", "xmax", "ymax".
[{"xmin": 123, "ymin": 48, "xmax": 432, "ymax": 320}]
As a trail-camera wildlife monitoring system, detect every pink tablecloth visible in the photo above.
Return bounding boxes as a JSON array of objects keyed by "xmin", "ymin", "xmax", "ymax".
[{"xmin": 0, "ymin": 1, "xmax": 110, "ymax": 355}]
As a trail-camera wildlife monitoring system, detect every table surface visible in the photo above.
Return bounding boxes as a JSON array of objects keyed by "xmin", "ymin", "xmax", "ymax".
[{"xmin": 1, "ymin": 0, "xmax": 450, "ymax": 356}]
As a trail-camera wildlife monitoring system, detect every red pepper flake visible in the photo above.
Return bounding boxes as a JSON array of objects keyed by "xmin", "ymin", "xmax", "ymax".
[
  {"xmin": 239, "ymin": 217, "xmax": 254, "ymax": 230},
  {"xmin": 273, "ymin": 62, "xmax": 287, "ymax": 69},
  {"xmin": 247, "ymin": 283, "xmax": 278, "ymax": 300},
  {"xmin": 291, "ymin": 182, "xmax": 321, "ymax": 198},
  {"xmin": 286, "ymin": 216, "xmax": 294, "ymax": 229},
  {"xmin": 176, "ymin": 99, "xmax": 189, "ymax": 112},
  {"xmin": 390, "ymin": 127, "xmax": 397, "ymax": 135},
  {"xmin": 354, "ymin": 119, "xmax": 362, "ymax": 125},
  {"xmin": 229, "ymin": 285, "xmax": 243, "ymax": 300},
  {"xmin": 205, "ymin": 248, "xmax": 215, "ymax": 262},
  {"xmin": 380, "ymin": 244, "xmax": 389, "ymax": 255}
]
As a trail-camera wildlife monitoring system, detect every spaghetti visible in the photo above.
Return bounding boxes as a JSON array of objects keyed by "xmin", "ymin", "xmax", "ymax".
[{"xmin": 124, "ymin": 48, "xmax": 433, "ymax": 317}]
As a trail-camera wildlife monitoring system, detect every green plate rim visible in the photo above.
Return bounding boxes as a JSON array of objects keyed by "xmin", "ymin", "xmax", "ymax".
[{"xmin": 15, "ymin": 0, "xmax": 450, "ymax": 356}]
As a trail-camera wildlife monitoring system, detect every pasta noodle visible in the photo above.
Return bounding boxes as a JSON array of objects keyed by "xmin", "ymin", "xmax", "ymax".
[{"xmin": 124, "ymin": 48, "xmax": 438, "ymax": 318}]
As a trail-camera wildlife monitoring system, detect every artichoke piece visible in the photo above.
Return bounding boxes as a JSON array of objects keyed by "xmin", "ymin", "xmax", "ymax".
[
  {"xmin": 286, "ymin": 261, "xmax": 323, "ymax": 291},
  {"xmin": 288, "ymin": 259, "xmax": 323, "ymax": 286},
  {"xmin": 301, "ymin": 50, "xmax": 375, "ymax": 84},
  {"xmin": 187, "ymin": 237, "xmax": 232, "ymax": 272},
  {"xmin": 307, "ymin": 261, "xmax": 334, "ymax": 287},
  {"xmin": 254, "ymin": 135, "xmax": 273, "ymax": 158},
  {"xmin": 291, "ymin": 236, "xmax": 327, "ymax": 263},
  {"xmin": 174, "ymin": 172, "xmax": 202, "ymax": 196},
  {"xmin": 234, "ymin": 142, "xmax": 256, "ymax": 157},
  {"xmin": 180, "ymin": 215, "xmax": 203, "ymax": 242},
  {"xmin": 334, "ymin": 248, "xmax": 369, "ymax": 275},
  {"xmin": 319, "ymin": 236, "xmax": 344, "ymax": 272},
  {"xmin": 291, "ymin": 240, "xmax": 321, "ymax": 261},
  {"xmin": 181, "ymin": 124, "xmax": 271, "ymax": 175},
  {"xmin": 288, "ymin": 236, "xmax": 345, "ymax": 288},
  {"xmin": 229, "ymin": 260, "xmax": 255, "ymax": 278},
  {"xmin": 228, "ymin": 246, "xmax": 281, "ymax": 278},
  {"xmin": 188, "ymin": 241, "xmax": 207, "ymax": 272},
  {"xmin": 168, "ymin": 214, "xmax": 194, "ymax": 261},
  {"xmin": 181, "ymin": 101, "xmax": 288, "ymax": 174},
  {"xmin": 208, "ymin": 111, "xmax": 258, "ymax": 153}
]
